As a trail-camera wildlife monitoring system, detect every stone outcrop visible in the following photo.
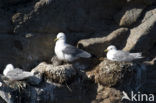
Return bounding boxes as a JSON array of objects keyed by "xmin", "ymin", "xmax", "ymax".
[
  {"xmin": 78, "ymin": 28, "xmax": 130, "ymax": 57},
  {"xmin": 0, "ymin": 0, "xmax": 156, "ymax": 103},
  {"xmin": 123, "ymin": 13, "xmax": 156, "ymax": 53}
]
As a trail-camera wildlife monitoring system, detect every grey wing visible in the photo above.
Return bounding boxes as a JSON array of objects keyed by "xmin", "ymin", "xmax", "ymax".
[
  {"xmin": 113, "ymin": 50, "xmax": 133, "ymax": 61},
  {"xmin": 7, "ymin": 69, "xmax": 33, "ymax": 80},
  {"xmin": 62, "ymin": 44, "xmax": 84, "ymax": 56}
]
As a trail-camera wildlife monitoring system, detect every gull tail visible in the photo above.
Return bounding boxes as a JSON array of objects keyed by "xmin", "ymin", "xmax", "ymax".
[
  {"xmin": 3, "ymin": 64, "xmax": 14, "ymax": 76},
  {"xmin": 130, "ymin": 53, "xmax": 143, "ymax": 59},
  {"xmin": 78, "ymin": 51, "xmax": 91, "ymax": 58}
]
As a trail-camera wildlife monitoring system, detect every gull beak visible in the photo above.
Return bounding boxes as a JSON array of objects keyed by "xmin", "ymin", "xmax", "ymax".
[
  {"xmin": 54, "ymin": 38, "xmax": 58, "ymax": 42},
  {"xmin": 104, "ymin": 49, "xmax": 108, "ymax": 52}
]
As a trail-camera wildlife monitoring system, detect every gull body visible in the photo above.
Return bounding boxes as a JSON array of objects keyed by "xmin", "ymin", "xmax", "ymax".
[
  {"xmin": 54, "ymin": 32, "xmax": 91, "ymax": 62},
  {"xmin": 3, "ymin": 64, "xmax": 33, "ymax": 81},
  {"xmin": 105, "ymin": 45, "xmax": 143, "ymax": 62}
]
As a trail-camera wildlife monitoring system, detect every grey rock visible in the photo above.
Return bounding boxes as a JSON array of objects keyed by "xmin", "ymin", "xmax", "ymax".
[
  {"xmin": 78, "ymin": 28, "xmax": 130, "ymax": 57},
  {"xmin": 27, "ymin": 72, "xmax": 43, "ymax": 85},
  {"xmin": 13, "ymin": 0, "xmax": 125, "ymax": 34},
  {"xmin": 0, "ymin": 63, "xmax": 97, "ymax": 103},
  {"xmin": 142, "ymin": 8, "xmax": 156, "ymax": 23},
  {"xmin": 125, "ymin": 0, "xmax": 156, "ymax": 5},
  {"xmin": 0, "ymin": 77, "xmax": 55, "ymax": 103},
  {"xmin": 0, "ymin": 33, "xmax": 55, "ymax": 71},
  {"xmin": 2, "ymin": 0, "xmax": 30, "ymax": 5},
  {"xmin": 114, "ymin": 6, "xmax": 144, "ymax": 27},
  {"xmin": 123, "ymin": 14, "xmax": 156, "ymax": 52},
  {"xmin": 0, "ymin": 10, "xmax": 13, "ymax": 33}
]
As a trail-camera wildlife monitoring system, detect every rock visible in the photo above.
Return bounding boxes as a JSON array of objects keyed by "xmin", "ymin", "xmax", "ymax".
[
  {"xmin": 94, "ymin": 58, "xmax": 133, "ymax": 87},
  {"xmin": 142, "ymin": 8, "xmax": 156, "ymax": 23},
  {"xmin": 13, "ymin": 0, "xmax": 125, "ymax": 34},
  {"xmin": 31, "ymin": 62, "xmax": 77, "ymax": 84},
  {"xmin": 0, "ymin": 33, "xmax": 55, "ymax": 72},
  {"xmin": 2, "ymin": 0, "xmax": 31, "ymax": 5},
  {"xmin": 0, "ymin": 65, "xmax": 97, "ymax": 103},
  {"xmin": 126, "ymin": 0, "xmax": 156, "ymax": 5},
  {"xmin": 78, "ymin": 28, "xmax": 130, "ymax": 57},
  {"xmin": 0, "ymin": 0, "xmax": 156, "ymax": 102},
  {"xmin": 0, "ymin": 77, "xmax": 55, "ymax": 103},
  {"xmin": 27, "ymin": 72, "xmax": 43, "ymax": 85},
  {"xmin": 123, "ymin": 14, "xmax": 156, "ymax": 53},
  {"xmin": 142, "ymin": 57, "xmax": 156, "ymax": 93},
  {"xmin": 94, "ymin": 86, "xmax": 122, "ymax": 103},
  {"xmin": 114, "ymin": 6, "xmax": 144, "ymax": 27},
  {"xmin": 0, "ymin": 10, "xmax": 13, "ymax": 33}
]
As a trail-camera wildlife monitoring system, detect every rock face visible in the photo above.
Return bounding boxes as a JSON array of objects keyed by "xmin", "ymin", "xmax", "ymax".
[
  {"xmin": 0, "ymin": 58, "xmax": 149, "ymax": 103},
  {"xmin": 0, "ymin": 63, "xmax": 97, "ymax": 103},
  {"xmin": 0, "ymin": 0, "xmax": 156, "ymax": 103},
  {"xmin": 0, "ymin": 33, "xmax": 55, "ymax": 71},
  {"xmin": 12, "ymin": 0, "xmax": 124, "ymax": 34},
  {"xmin": 0, "ymin": 10, "xmax": 13, "ymax": 33},
  {"xmin": 78, "ymin": 28, "xmax": 130, "ymax": 57},
  {"xmin": 123, "ymin": 14, "xmax": 156, "ymax": 52},
  {"xmin": 114, "ymin": 7, "xmax": 144, "ymax": 27}
]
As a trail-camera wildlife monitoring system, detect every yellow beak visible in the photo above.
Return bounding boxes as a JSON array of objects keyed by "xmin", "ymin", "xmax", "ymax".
[
  {"xmin": 54, "ymin": 38, "xmax": 58, "ymax": 42},
  {"xmin": 104, "ymin": 49, "xmax": 108, "ymax": 52}
]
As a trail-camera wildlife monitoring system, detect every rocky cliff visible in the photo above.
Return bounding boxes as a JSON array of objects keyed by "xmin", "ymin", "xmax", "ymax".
[{"xmin": 0, "ymin": 0, "xmax": 156, "ymax": 103}]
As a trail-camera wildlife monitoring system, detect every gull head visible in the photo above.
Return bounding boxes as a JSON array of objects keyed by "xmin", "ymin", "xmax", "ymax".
[
  {"xmin": 54, "ymin": 32, "xmax": 66, "ymax": 42},
  {"xmin": 104, "ymin": 45, "xmax": 117, "ymax": 52},
  {"xmin": 3, "ymin": 64, "xmax": 14, "ymax": 76}
]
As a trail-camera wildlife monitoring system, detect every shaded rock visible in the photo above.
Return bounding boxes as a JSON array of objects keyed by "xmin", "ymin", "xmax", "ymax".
[
  {"xmin": 142, "ymin": 57, "xmax": 156, "ymax": 93},
  {"xmin": 13, "ymin": 0, "xmax": 125, "ymax": 34},
  {"xmin": 0, "ymin": 35, "xmax": 21, "ymax": 72},
  {"xmin": 0, "ymin": 0, "xmax": 156, "ymax": 102},
  {"xmin": 88, "ymin": 58, "xmax": 133, "ymax": 87},
  {"xmin": 78, "ymin": 28, "xmax": 130, "ymax": 57},
  {"xmin": 123, "ymin": 14, "xmax": 156, "ymax": 53},
  {"xmin": 31, "ymin": 62, "xmax": 77, "ymax": 84},
  {"xmin": 0, "ymin": 77, "xmax": 55, "ymax": 103},
  {"xmin": 0, "ymin": 65, "xmax": 97, "ymax": 103},
  {"xmin": 21, "ymin": 33, "xmax": 55, "ymax": 69},
  {"xmin": 126, "ymin": 0, "xmax": 156, "ymax": 5},
  {"xmin": 0, "ymin": 33, "xmax": 55, "ymax": 72},
  {"xmin": 0, "ymin": 10, "xmax": 13, "ymax": 33},
  {"xmin": 114, "ymin": 6, "xmax": 144, "ymax": 27},
  {"xmin": 26, "ymin": 72, "xmax": 43, "ymax": 85},
  {"xmin": 2, "ymin": 0, "xmax": 31, "ymax": 5}
]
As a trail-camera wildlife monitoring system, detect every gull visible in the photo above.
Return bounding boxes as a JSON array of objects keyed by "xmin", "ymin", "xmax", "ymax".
[
  {"xmin": 104, "ymin": 45, "xmax": 143, "ymax": 62},
  {"xmin": 54, "ymin": 32, "xmax": 91, "ymax": 62},
  {"xmin": 3, "ymin": 64, "xmax": 34, "ymax": 81}
]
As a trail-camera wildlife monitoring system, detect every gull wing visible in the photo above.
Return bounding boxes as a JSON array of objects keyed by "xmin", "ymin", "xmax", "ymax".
[
  {"xmin": 113, "ymin": 50, "xmax": 133, "ymax": 61},
  {"xmin": 6, "ymin": 69, "xmax": 33, "ymax": 81},
  {"xmin": 62, "ymin": 44, "xmax": 84, "ymax": 56}
]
